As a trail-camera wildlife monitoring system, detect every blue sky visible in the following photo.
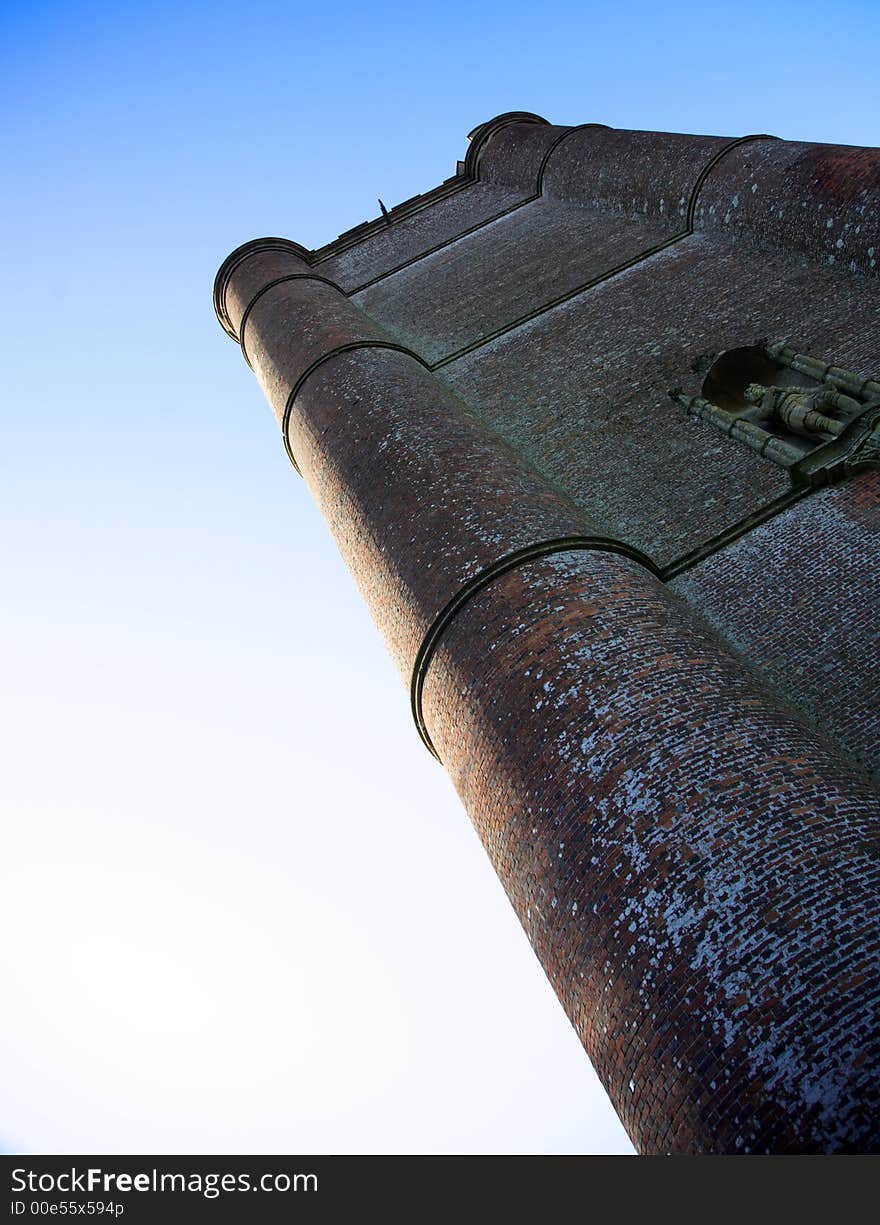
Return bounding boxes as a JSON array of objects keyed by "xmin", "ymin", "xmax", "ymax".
[{"xmin": 2, "ymin": 0, "xmax": 878, "ymax": 1154}]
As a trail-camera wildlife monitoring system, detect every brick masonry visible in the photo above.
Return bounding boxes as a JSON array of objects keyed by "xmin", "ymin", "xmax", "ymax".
[
  {"xmin": 423, "ymin": 549, "xmax": 880, "ymax": 1153},
  {"xmin": 439, "ymin": 230, "xmax": 879, "ymax": 561},
  {"xmin": 672, "ymin": 472, "xmax": 880, "ymax": 782},
  {"xmin": 353, "ymin": 198, "xmax": 674, "ymax": 363},
  {"xmin": 213, "ymin": 115, "xmax": 880, "ymax": 1152}
]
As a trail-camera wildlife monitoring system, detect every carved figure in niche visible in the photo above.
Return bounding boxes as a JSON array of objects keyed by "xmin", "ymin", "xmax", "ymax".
[
  {"xmin": 742, "ymin": 382, "xmax": 858, "ymax": 440},
  {"xmin": 668, "ymin": 341, "xmax": 880, "ymax": 481}
]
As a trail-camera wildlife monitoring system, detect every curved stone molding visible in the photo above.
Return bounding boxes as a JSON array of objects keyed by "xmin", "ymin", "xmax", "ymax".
[
  {"xmin": 693, "ymin": 138, "xmax": 880, "ymax": 272},
  {"xmin": 410, "ymin": 534, "xmax": 661, "ymax": 757},
  {"xmin": 463, "ymin": 110, "xmax": 550, "ymax": 179},
  {"xmin": 213, "ymin": 237, "xmax": 312, "ymax": 340}
]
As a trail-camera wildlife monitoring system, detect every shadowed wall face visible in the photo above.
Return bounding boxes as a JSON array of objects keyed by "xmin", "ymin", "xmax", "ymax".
[{"xmin": 214, "ymin": 115, "xmax": 880, "ymax": 1152}]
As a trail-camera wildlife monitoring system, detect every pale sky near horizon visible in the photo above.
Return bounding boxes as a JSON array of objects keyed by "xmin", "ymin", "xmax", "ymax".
[{"xmin": 2, "ymin": 0, "xmax": 879, "ymax": 1155}]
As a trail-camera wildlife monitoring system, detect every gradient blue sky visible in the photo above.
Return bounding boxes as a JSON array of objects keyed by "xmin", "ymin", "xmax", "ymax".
[{"xmin": 2, "ymin": 0, "xmax": 878, "ymax": 1154}]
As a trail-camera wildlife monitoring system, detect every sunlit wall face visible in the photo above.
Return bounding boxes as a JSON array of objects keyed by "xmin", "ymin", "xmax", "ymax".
[{"xmin": 2, "ymin": 0, "xmax": 878, "ymax": 1155}]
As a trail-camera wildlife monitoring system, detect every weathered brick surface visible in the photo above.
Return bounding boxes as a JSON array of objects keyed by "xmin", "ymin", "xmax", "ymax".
[
  {"xmin": 220, "ymin": 246, "xmax": 602, "ymax": 675},
  {"xmin": 290, "ymin": 344, "xmax": 596, "ymax": 679},
  {"xmin": 540, "ymin": 126, "xmax": 731, "ymax": 222},
  {"xmin": 422, "ymin": 550, "xmax": 880, "ymax": 1153},
  {"xmin": 214, "ymin": 239, "xmax": 311, "ymax": 341},
  {"xmin": 475, "ymin": 120, "xmax": 568, "ymax": 189},
  {"xmin": 222, "ymin": 246, "xmax": 308, "ymax": 329},
  {"xmin": 441, "ymin": 231, "xmax": 880, "ymax": 562},
  {"xmin": 672, "ymin": 472, "xmax": 880, "ymax": 780},
  {"xmin": 695, "ymin": 139, "xmax": 880, "ymax": 274},
  {"xmin": 318, "ymin": 182, "xmax": 528, "ymax": 291},
  {"xmin": 214, "ymin": 115, "xmax": 880, "ymax": 1153},
  {"xmin": 243, "ymin": 276, "xmax": 396, "ymax": 425},
  {"xmin": 353, "ymin": 199, "xmax": 672, "ymax": 363}
]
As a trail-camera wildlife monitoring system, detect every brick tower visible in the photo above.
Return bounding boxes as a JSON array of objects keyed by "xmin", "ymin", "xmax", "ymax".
[{"xmin": 213, "ymin": 114, "xmax": 880, "ymax": 1153}]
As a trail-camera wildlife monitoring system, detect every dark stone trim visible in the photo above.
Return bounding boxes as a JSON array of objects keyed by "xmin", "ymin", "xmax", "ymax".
[
  {"xmin": 660, "ymin": 488, "xmax": 809, "ymax": 580},
  {"xmin": 343, "ymin": 124, "xmax": 610, "ymax": 297},
  {"xmin": 281, "ymin": 340, "xmax": 433, "ymax": 475},
  {"xmin": 686, "ymin": 133, "xmax": 778, "ymax": 229},
  {"xmin": 410, "ymin": 536, "xmax": 661, "ymax": 758},
  {"xmin": 213, "ymin": 238, "xmax": 311, "ymax": 340},
  {"xmin": 535, "ymin": 123, "xmax": 612, "ymax": 194},
  {"xmin": 238, "ymin": 274, "xmax": 343, "ymax": 368},
  {"xmin": 663, "ymin": 374, "xmax": 879, "ymax": 579}
]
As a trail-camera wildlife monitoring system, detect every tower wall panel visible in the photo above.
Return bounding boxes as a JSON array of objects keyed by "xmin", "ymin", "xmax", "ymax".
[{"xmin": 672, "ymin": 472, "xmax": 880, "ymax": 779}]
